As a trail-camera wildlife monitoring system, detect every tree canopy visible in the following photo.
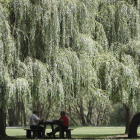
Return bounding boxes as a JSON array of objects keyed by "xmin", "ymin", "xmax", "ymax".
[{"xmin": 0, "ymin": 0, "xmax": 140, "ymax": 136}]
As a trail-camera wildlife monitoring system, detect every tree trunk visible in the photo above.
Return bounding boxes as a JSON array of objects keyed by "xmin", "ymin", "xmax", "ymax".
[
  {"xmin": 128, "ymin": 113, "xmax": 140, "ymax": 138},
  {"xmin": 79, "ymin": 100, "xmax": 86, "ymax": 125},
  {"xmin": 8, "ymin": 109, "xmax": 15, "ymax": 126},
  {"xmin": 86, "ymin": 101, "xmax": 92, "ymax": 125},
  {"xmin": 14, "ymin": 102, "xmax": 18, "ymax": 126},
  {"xmin": 100, "ymin": 106, "xmax": 107, "ymax": 125},
  {"xmin": 125, "ymin": 105, "xmax": 130, "ymax": 134},
  {"xmin": 23, "ymin": 110, "xmax": 26, "ymax": 126},
  {"xmin": 97, "ymin": 107, "xmax": 101, "ymax": 126},
  {"xmin": 66, "ymin": 113, "xmax": 78, "ymax": 126},
  {"xmin": 22, "ymin": 100, "xmax": 27, "ymax": 126},
  {"xmin": 0, "ymin": 108, "xmax": 7, "ymax": 137},
  {"xmin": 18, "ymin": 102, "xmax": 21, "ymax": 125},
  {"xmin": 21, "ymin": 112, "xmax": 22, "ymax": 126},
  {"xmin": 15, "ymin": 102, "xmax": 21, "ymax": 126}
]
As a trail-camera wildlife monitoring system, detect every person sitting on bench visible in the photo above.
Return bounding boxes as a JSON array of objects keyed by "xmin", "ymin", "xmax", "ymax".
[
  {"xmin": 47, "ymin": 111, "xmax": 69, "ymax": 137},
  {"xmin": 30, "ymin": 110, "xmax": 44, "ymax": 138}
]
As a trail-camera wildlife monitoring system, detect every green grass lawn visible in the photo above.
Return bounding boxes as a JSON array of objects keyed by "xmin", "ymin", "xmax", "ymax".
[{"xmin": 4, "ymin": 126, "xmax": 140, "ymax": 139}]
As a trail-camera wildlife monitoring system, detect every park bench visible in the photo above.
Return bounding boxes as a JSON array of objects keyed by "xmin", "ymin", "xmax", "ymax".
[
  {"xmin": 24, "ymin": 129, "xmax": 40, "ymax": 138},
  {"xmin": 61, "ymin": 129, "xmax": 73, "ymax": 139}
]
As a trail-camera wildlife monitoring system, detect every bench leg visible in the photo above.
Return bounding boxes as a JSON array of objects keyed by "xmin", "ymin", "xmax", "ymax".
[
  {"xmin": 66, "ymin": 131, "xmax": 71, "ymax": 139},
  {"xmin": 27, "ymin": 130, "xmax": 31, "ymax": 138},
  {"xmin": 62, "ymin": 131, "xmax": 64, "ymax": 138},
  {"xmin": 33, "ymin": 130, "xmax": 39, "ymax": 138},
  {"xmin": 59, "ymin": 131, "xmax": 64, "ymax": 138}
]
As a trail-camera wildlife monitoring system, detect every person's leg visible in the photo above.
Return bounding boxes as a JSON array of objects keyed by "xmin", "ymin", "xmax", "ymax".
[
  {"xmin": 47, "ymin": 125, "xmax": 68, "ymax": 137},
  {"xmin": 61, "ymin": 125, "xmax": 68, "ymax": 131},
  {"xmin": 47, "ymin": 127, "xmax": 59, "ymax": 136},
  {"xmin": 54, "ymin": 126, "xmax": 59, "ymax": 134},
  {"xmin": 40, "ymin": 126, "xmax": 44, "ymax": 135},
  {"xmin": 38, "ymin": 126, "xmax": 44, "ymax": 137}
]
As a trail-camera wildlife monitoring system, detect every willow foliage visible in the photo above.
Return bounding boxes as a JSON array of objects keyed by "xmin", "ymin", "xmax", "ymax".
[
  {"xmin": 125, "ymin": 40, "xmax": 140, "ymax": 64},
  {"xmin": 0, "ymin": 0, "xmax": 140, "ymax": 114},
  {"xmin": 120, "ymin": 54, "xmax": 139, "ymax": 105},
  {"xmin": 98, "ymin": 1, "xmax": 139, "ymax": 44},
  {"xmin": 0, "ymin": 2, "xmax": 15, "ymax": 108},
  {"xmin": 0, "ymin": 3, "xmax": 15, "ymax": 64}
]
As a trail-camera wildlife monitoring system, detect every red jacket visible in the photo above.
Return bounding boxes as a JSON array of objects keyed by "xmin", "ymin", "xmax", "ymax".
[{"xmin": 59, "ymin": 115, "xmax": 69, "ymax": 127}]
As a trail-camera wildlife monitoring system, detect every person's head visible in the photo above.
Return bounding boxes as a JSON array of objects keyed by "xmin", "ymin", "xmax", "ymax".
[
  {"xmin": 33, "ymin": 110, "xmax": 39, "ymax": 115},
  {"xmin": 60, "ymin": 111, "xmax": 65, "ymax": 117}
]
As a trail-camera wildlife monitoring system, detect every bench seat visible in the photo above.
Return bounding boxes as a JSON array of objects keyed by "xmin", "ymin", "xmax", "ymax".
[
  {"xmin": 24, "ymin": 129, "xmax": 40, "ymax": 138},
  {"xmin": 62, "ymin": 129, "xmax": 73, "ymax": 138}
]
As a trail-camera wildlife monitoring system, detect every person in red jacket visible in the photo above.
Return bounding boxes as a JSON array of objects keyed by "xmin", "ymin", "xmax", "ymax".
[{"xmin": 47, "ymin": 111, "xmax": 69, "ymax": 137}]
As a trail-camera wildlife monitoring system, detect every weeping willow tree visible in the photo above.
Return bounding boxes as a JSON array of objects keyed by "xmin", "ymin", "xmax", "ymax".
[
  {"xmin": 0, "ymin": 0, "xmax": 140, "ymax": 137},
  {"xmin": 97, "ymin": 0, "xmax": 140, "ymax": 134}
]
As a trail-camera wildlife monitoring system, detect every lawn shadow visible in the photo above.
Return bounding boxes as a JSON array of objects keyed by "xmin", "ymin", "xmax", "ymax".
[
  {"xmin": 2, "ymin": 133, "xmax": 139, "ymax": 140},
  {"xmin": 109, "ymin": 134, "xmax": 140, "ymax": 139}
]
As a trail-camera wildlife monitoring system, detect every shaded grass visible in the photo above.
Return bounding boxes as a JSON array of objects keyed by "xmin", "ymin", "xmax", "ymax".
[
  {"xmin": 69, "ymin": 126, "xmax": 125, "ymax": 139},
  {"xmin": 4, "ymin": 126, "xmax": 140, "ymax": 139}
]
